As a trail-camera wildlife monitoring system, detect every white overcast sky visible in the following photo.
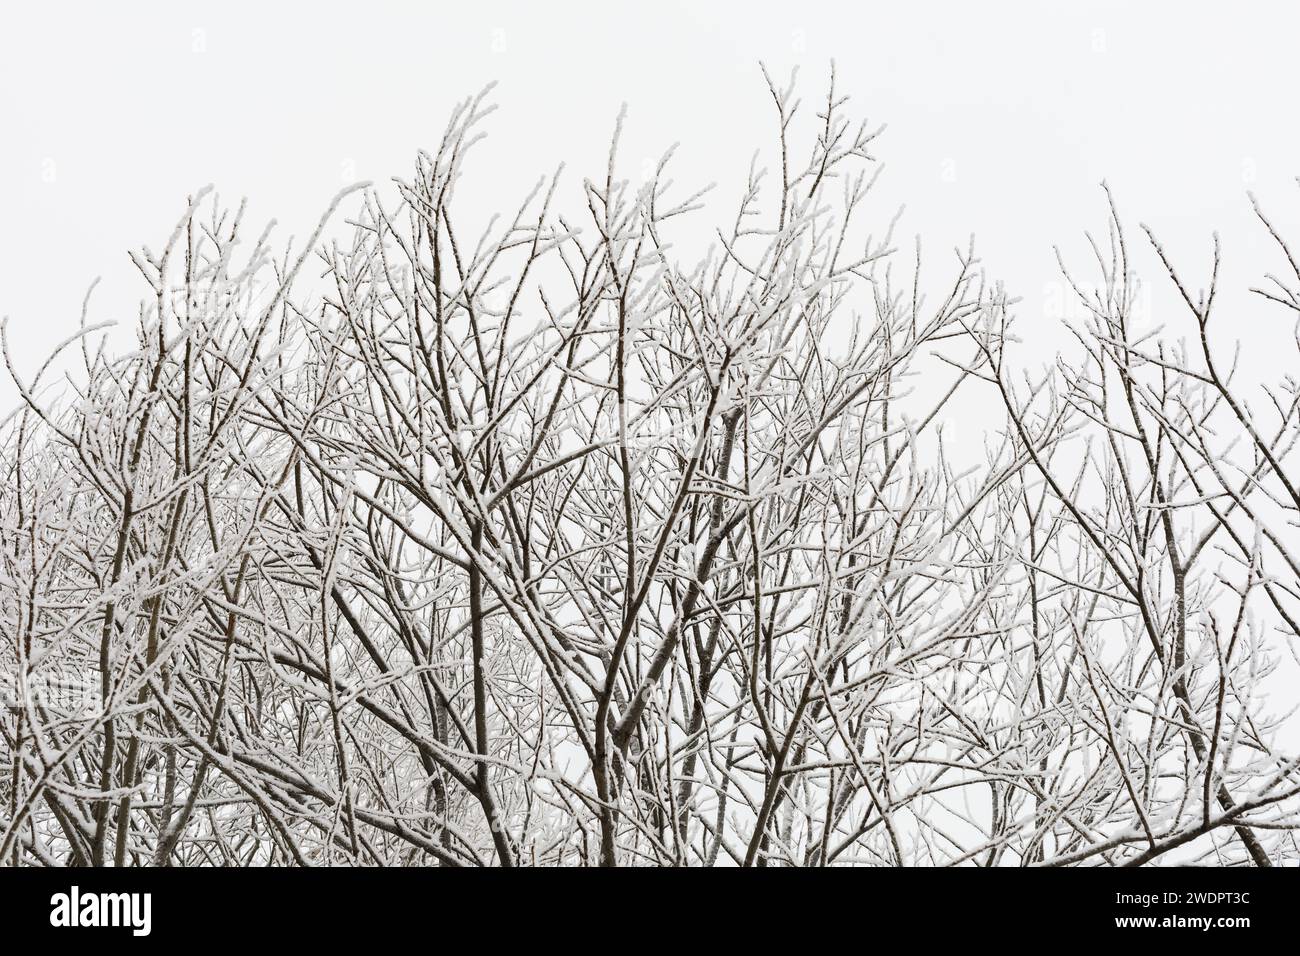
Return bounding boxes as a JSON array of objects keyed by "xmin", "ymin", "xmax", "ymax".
[{"xmin": 2, "ymin": 1, "xmax": 1299, "ymax": 409}]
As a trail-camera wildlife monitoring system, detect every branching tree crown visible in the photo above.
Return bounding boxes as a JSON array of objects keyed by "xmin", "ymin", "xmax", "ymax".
[{"xmin": 3, "ymin": 73, "xmax": 1299, "ymax": 867}]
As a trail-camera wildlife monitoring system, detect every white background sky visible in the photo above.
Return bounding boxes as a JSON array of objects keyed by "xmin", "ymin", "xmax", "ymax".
[
  {"xmin": 2, "ymin": 1, "xmax": 1299, "ymax": 409},
  {"xmin": 3, "ymin": 2, "xmax": 1300, "ymax": 852}
]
